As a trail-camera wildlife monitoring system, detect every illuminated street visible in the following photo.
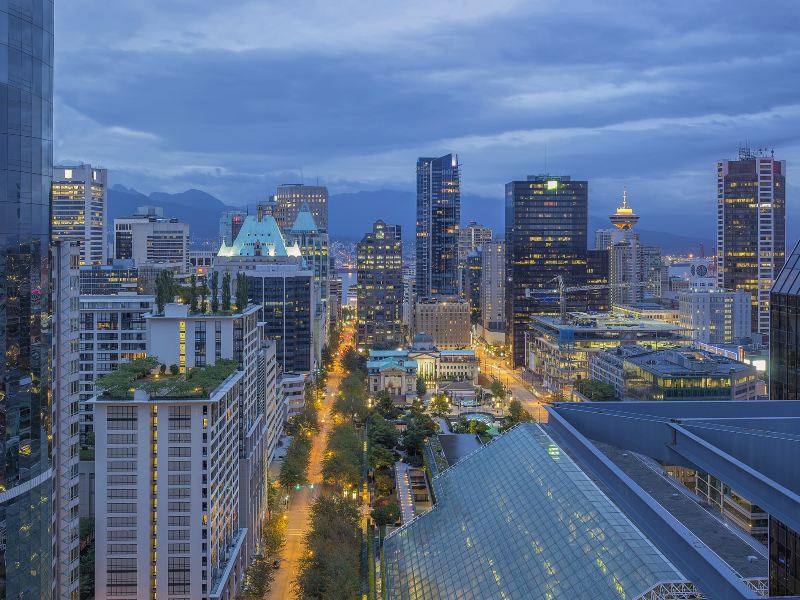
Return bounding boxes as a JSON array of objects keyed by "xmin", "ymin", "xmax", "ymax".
[{"xmin": 266, "ymin": 321, "xmax": 354, "ymax": 599}]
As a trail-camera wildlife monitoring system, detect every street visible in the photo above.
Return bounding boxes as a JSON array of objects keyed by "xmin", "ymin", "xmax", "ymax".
[
  {"xmin": 473, "ymin": 342, "xmax": 550, "ymax": 422},
  {"xmin": 266, "ymin": 323, "xmax": 353, "ymax": 599}
]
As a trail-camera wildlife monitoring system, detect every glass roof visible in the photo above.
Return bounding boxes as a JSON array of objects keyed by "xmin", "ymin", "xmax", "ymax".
[
  {"xmin": 384, "ymin": 423, "xmax": 684, "ymax": 600},
  {"xmin": 772, "ymin": 239, "xmax": 800, "ymax": 295}
]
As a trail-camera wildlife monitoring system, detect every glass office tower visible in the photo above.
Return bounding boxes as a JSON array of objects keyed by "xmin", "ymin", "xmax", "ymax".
[
  {"xmin": 0, "ymin": 0, "xmax": 55, "ymax": 596},
  {"xmin": 416, "ymin": 154, "xmax": 461, "ymax": 298},
  {"xmin": 505, "ymin": 176, "xmax": 588, "ymax": 368}
]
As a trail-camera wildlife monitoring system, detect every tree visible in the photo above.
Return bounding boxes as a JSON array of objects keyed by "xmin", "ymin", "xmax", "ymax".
[
  {"xmin": 199, "ymin": 280, "xmax": 208, "ymax": 313},
  {"xmin": 335, "ymin": 371, "xmax": 368, "ymax": 422},
  {"xmin": 428, "ymin": 394, "xmax": 451, "ymax": 417},
  {"xmin": 279, "ymin": 436, "xmax": 311, "ymax": 490},
  {"xmin": 416, "ymin": 376, "xmax": 427, "ymax": 398},
  {"xmin": 402, "ymin": 412, "xmax": 438, "ymax": 457},
  {"xmin": 236, "ymin": 272, "xmax": 248, "ymax": 310},
  {"xmin": 210, "ymin": 271, "xmax": 219, "ymax": 313},
  {"xmin": 369, "ymin": 445, "xmax": 395, "ymax": 472},
  {"xmin": 222, "ymin": 272, "xmax": 232, "ymax": 311},
  {"xmin": 342, "ymin": 347, "xmax": 363, "ymax": 374},
  {"xmin": 490, "ymin": 378, "xmax": 506, "ymax": 400},
  {"xmin": 155, "ymin": 270, "xmax": 176, "ymax": 314},
  {"xmin": 368, "ymin": 414, "xmax": 399, "ymax": 449},
  {"xmin": 508, "ymin": 399, "xmax": 532, "ymax": 423},
  {"xmin": 371, "ymin": 502, "xmax": 400, "ymax": 527},
  {"xmin": 372, "ymin": 390, "xmax": 396, "ymax": 419},
  {"xmin": 169, "ymin": 364, "xmax": 179, "ymax": 376},
  {"xmin": 189, "ymin": 274, "xmax": 198, "ymax": 313},
  {"xmin": 322, "ymin": 424, "xmax": 361, "ymax": 489}
]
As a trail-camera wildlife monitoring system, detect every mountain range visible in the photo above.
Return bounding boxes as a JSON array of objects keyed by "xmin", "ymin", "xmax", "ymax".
[{"xmin": 108, "ymin": 185, "xmax": 714, "ymax": 253}]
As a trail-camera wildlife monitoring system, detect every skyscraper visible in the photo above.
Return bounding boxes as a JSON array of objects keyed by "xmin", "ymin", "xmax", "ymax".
[
  {"xmin": 285, "ymin": 203, "xmax": 330, "ymax": 305},
  {"xmin": 356, "ymin": 221, "xmax": 403, "ymax": 350},
  {"xmin": 505, "ymin": 176, "xmax": 588, "ymax": 367},
  {"xmin": 770, "ymin": 240, "xmax": 800, "ymax": 399},
  {"xmin": 219, "ymin": 209, "xmax": 246, "ymax": 246},
  {"xmin": 416, "ymin": 154, "xmax": 461, "ymax": 298},
  {"xmin": 114, "ymin": 207, "xmax": 190, "ymax": 271},
  {"xmin": 0, "ymin": 2, "xmax": 55, "ymax": 595},
  {"xmin": 480, "ymin": 240, "xmax": 506, "ymax": 343},
  {"xmin": 51, "ymin": 164, "xmax": 108, "ymax": 265},
  {"xmin": 717, "ymin": 147, "xmax": 786, "ymax": 335},
  {"xmin": 273, "ymin": 183, "xmax": 328, "ymax": 232}
]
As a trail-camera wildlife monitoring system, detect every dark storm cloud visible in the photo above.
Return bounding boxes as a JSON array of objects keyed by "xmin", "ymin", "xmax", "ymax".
[{"xmin": 54, "ymin": 0, "xmax": 800, "ymax": 238}]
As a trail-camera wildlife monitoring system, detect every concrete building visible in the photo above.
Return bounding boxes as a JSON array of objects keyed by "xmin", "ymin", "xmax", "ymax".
[
  {"xmin": 589, "ymin": 345, "xmax": 759, "ymax": 401},
  {"xmin": 414, "ymin": 297, "xmax": 471, "ymax": 349},
  {"xmin": 614, "ymin": 299, "xmax": 682, "ymax": 325},
  {"xmin": 93, "ymin": 362, "xmax": 247, "ymax": 598},
  {"xmin": 678, "ymin": 289, "xmax": 752, "ymax": 345},
  {"xmin": 505, "ymin": 175, "xmax": 588, "ymax": 367},
  {"xmin": 717, "ymin": 147, "xmax": 786, "ymax": 335},
  {"xmin": 416, "ymin": 154, "xmax": 461, "ymax": 298},
  {"xmin": 329, "ymin": 275, "xmax": 343, "ymax": 328},
  {"xmin": 282, "ymin": 373, "xmax": 307, "ymax": 418},
  {"xmin": 458, "ymin": 221, "xmax": 491, "ymax": 296},
  {"xmin": 52, "ymin": 242, "xmax": 82, "ymax": 599},
  {"xmin": 188, "ymin": 250, "xmax": 214, "ymax": 276},
  {"xmin": 51, "ymin": 164, "xmax": 108, "ymax": 265},
  {"xmin": 79, "ymin": 259, "xmax": 139, "ymax": 295},
  {"xmin": 273, "ymin": 183, "xmax": 328, "ymax": 232},
  {"xmin": 114, "ymin": 206, "xmax": 190, "ymax": 272},
  {"xmin": 479, "ymin": 239, "xmax": 505, "ymax": 344},
  {"xmin": 527, "ymin": 312, "xmax": 689, "ymax": 393},
  {"xmin": 285, "ymin": 203, "xmax": 330, "ymax": 306},
  {"xmin": 77, "ymin": 294, "xmax": 155, "ymax": 438}
]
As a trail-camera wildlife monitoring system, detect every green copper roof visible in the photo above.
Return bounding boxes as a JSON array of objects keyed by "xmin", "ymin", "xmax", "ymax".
[
  {"xmin": 218, "ymin": 215, "xmax": 301, "ymax": 257},
  {"xmin": 289, "ymin": 202, "xmax": 319, "ymax": 232},
  {"xmin": 384, "ymin": 423, "xmax": 685, "ymax": 599}
]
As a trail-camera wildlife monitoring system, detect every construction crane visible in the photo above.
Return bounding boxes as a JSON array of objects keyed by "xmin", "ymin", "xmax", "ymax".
[{"xmin": 525, "ymin": 275, "xmax": 652, "ymax": 323}]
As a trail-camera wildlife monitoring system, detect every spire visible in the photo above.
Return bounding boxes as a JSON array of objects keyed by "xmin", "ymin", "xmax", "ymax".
[{"xmin": 609, "ymin": 187, "xmax": 639, "ymax": 230}]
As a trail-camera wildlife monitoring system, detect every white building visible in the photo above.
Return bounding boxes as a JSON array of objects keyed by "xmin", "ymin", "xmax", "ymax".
[
  {"xmin": 678, "ymin": 289, "xmax": 752, "ymax": 344},
  {"xmin": 52, "ymin": 242, "xmax": 81, "ymax": 599},
  {"xmin": 114, "ymin": 207, "xmax": 190, "ymax": 271},
  {"xmin": 369, "ymin": 333, "xmax": 479, "ymax": 386},
  {"xmin": 480, "ymin": 239, "xmax": 505, "ymax": 344},
  {"xmin": 93, "ymin": 303, "xmax": 281, "ymax": 598},
  {"xmin": 281, "ymin": 373, "xmax": 307, "ymax": 418},
  {"xmin": 51, "ymin": 164, "xmax": 108, "ymax": 265},
  {"xmin": 78, "ymin": 294, "xmax": 155, "ymax": 437}
]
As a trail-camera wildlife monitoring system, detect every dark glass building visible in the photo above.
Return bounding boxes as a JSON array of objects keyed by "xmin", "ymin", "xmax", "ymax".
[
  {"xmin": 505, "ymin": 176, "xmax": 587, "ymax": 367},
  {"xmin": 586, "ymin": 248, "xmax": 610, "ymax": 312},
  {"xmin": 356, "ymin": 220, "xmax": 403, "ymax": 350},
  {"xmin": 78, "ymin": 259, "xmax": 139, "ymax": 294},
  {"xmin": 0, "ymin": 0, "xmax": 55, "ymax": 595},
  {"xmin": 466, "ymin": 251, "xmax": 482, "ymax": 324},
  {"xmin": 246, "ymin": 265, "xmax": 314, "ymax": 374},
  {"xmin": 717, "ymin": 147, "xmax": 785, "ymax": 335},
  {"xmin": 770, "ymin": 239, "xmax": 800, "ymax": 399},
  {"xmin": 416, "ymin": 154, "xmax": 460, "ymax": 298}
]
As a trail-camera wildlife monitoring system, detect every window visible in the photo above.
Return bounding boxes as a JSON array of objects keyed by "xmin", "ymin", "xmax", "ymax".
[
  {"xmin": 107, "ymin": 406, "xmax": 137, "ymax": 430},
  {"xmin": 169, "ymin": 406, "xmax": 191, "ymax": 430}
]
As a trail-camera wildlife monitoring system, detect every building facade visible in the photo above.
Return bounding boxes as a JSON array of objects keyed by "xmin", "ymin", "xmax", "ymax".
[
  {"xmin": 678, "ymin": 289, "xmax": 752, "ymax": 345},
  {"xmin": 273, "ymin": 183, "xmax": 328, "ymax": 232},
  {"xmin": 356, "ymin": 220, "xmax": 404, "ymax": 350},
  {"xmin": 285, "ymin": 203, "xmax": 330, "ymax": 308},
  {"xmin": 0, "ymin": 2, "xmax": 55, "ymax": 594},
  {"xmin": 51, "ymin": 164, "xmax": 108, "ymax": 265},
  {"xmin": 505, "ymin": 175, "xmax": 588, "ymax": 367},
  {"xmin": 416, "ymin": 154, "xmax": 461, "ymax": 298},
  {"xmin": 414, "ymin": 297, "xmax": 471, "ymax": 349},
  {"xmin": 770, "ymin": 240, "xmax": 800, "ymax": 399},
  {"xmin": 480, "ymin": 240, "xmax": 506, "ymax": 343},
  {"xmin": 78, "ymin": 294, "xmax": 155, "ymax": 437},
  {"xmin": 219, "ymin": 209, "xmax": 247, "ymax": 246},
  {"xmin": 717, "ymin": 147, "xmax": 786, "ymax": 335},
  {"xmin": 370, "ymin": 334, "xmax": 479, "ymax": 385},
  {"xmin": 79, "ymin": 260, "xmax": 140, "ymax": 295},
  {"xmin": 367, "ymin": 356, "xmax": 418, "ymax": 400},
  {"xmin": 586, "ymin": 248, "xmax": 610, "ymax": 312},
  {"xmin": 114, "ymin": 208, "xmax": 190, "ymax": 272}
]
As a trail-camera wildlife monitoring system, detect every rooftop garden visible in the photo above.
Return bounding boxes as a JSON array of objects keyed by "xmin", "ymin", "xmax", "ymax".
[{"xmin": 97, "ymin": 357, "xmax": 238, "ymax": 399}]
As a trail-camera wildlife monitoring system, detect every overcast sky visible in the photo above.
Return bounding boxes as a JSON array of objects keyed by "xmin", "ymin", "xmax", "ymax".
[{"xmin": 55, "ymin": 1, "xmax": 800, "ymax": 238}]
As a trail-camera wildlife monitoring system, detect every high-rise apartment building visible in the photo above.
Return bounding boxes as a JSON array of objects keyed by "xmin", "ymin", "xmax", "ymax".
[
  {"xmin": 219, "ymin": 209, "xmax": 247, "ymax": 246},
  {"xmin": 458, "ymin": 221, "xmax": 491, "ymax": 296},
  {"xmin": 505, "ymin": 175, "xmax": 588, "ymax": 367},
  {"xmin": 0, "ymin": 2, "xmax": 55, "ymax": 594},
  {"xmin": 274, "ymin": 183, "xmax": 328, "ymax": 232},
  {"xmin": 356, "ymin": 221, "xmax": 403, "ymax": 350},
  {"xmin": 114, "ymin": 207, "xmax": 190, "ymax": 271},
  {"xmin": 52, "ymin": 242, "xmax": 82, "ymax": 599},
  {"xmin": 717, "ymin": 147, "xmax": 786, "ymax": 335},
  {"xmin": 51, "ymin": 164, "xmax": 108, "ymax": 265},
  {"xmin": 770, "ymin": 240, "xmax": 800, "ymax": 399},
  {"xmin": 78, "ymin": 294, "xmax": 155, "ymax": 437},
  {"xmin": 678, "ymin": 289, "xmax": 751, "ymax": 345},
  {"xmin": 480, "ymin": 240, "xmax": 506, "ymax": 343},
  {"xmin": 416, "ymin": 154, "xmax": 461, "ymax": 298}
]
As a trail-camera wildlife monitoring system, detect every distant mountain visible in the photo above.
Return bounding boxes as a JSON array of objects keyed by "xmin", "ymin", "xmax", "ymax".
[{"xmin": 107, "ymin": 185, "xmax": 713, "ymax": 254}]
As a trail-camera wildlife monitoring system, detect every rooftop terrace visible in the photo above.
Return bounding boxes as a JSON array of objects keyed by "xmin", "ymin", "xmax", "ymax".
[{"xmin": 97, "ymin": 357, "xmax": 238, "ymax": 399}]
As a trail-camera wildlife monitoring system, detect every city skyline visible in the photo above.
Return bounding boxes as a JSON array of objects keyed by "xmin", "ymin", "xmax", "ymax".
[{"xmin": 54, "ymin": 1, "xmax": 800, "ymax": 239}]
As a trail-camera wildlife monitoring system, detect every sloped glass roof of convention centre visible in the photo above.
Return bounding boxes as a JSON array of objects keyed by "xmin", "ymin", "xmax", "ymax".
[{"xmin": 384, "ymin": 424, "xmax": 685, "ymax": 600}]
